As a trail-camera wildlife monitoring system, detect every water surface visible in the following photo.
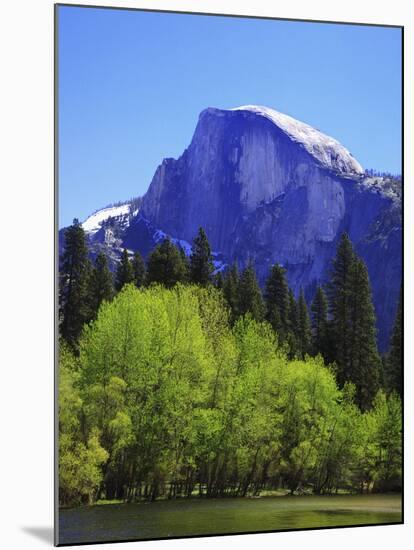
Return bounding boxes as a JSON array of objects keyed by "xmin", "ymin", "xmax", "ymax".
[{"xmin": 59, "ymin": 493, "xmax": 402, "ymax": 545}]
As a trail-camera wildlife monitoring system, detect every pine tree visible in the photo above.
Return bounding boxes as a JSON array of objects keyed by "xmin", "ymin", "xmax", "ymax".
[
  {"xmin": 327, "ymin": 233, "xmax": 356, "ymax": 386},
  {"xmin": 264, "ymin": 264, "xmax": 290, "ymax": 342},
  {"xmin": 223, "ymin": 263, "xmax": 240, "ymax": 323},
  {"xmin": 190, "ymin": 227, "xmax": 214, "ymax": 286},
  {"xmin": 385, "ymin": 289, "xmax": 402, "ymax": 396},
  {"xmin": 115, "ymin": 249, "xmax": 134, "ymax": 292},
  {"xmin": 297, "ymin": 288, "xmax": 312, "ymax": 358},
  {"xmin": 146, "ymin": 238, "xmax": 187, "ymax": 288},
  {"xmin": 311, "ymin": 286, "xmax": 329, "ymax": 359},
  {"xmin": 131, "ymin": 251, "xmax": 146, "ymax": 288},
  {"xmin": 286, "ymin": 289, "xmax": 299, "ymax": 357},
  {"xmin": 238, "ymin": 262, "xmax": 264, "ymax": 322},
  {"xmin": 59, "ymin": 219, "xmax": 91, "ymax": 348},
  {"xmin": 347, "ymin": 258, "xmax": 381, "ymax": 410},
  {"xmin": 214, "ymin": 271, "xmax": 224, "ymax": 289},
  {"xmin": 327, "ymin": 233, "xmax": 381, "ymax": 409},
  {"xmin": 88, "ymin": 252, "xmax": 113, "ymax": 319},
  {"xmin": 179, "ymin": 247, "xmax": 190, "ymax": 283}
]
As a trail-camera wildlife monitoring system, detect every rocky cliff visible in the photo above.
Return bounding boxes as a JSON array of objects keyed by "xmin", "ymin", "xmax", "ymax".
[{"xmin": 138, "ymin": 106, "xmax": 401, "ymax": 350}]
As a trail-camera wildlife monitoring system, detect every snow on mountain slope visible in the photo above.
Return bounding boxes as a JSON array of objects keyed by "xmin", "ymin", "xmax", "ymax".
[
  {"xmin": 230, "ymin": 105, "xmax": 363, "ymax": 176},
  {"xmin": 82, "ymin": 204, "xmax": 132, "ymax": 234}
]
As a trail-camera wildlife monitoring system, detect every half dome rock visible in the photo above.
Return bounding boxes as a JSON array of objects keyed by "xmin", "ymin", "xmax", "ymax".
[
  {"xmin": 142, "ymin": 106, "xmax": 360, "ymax": 251},
  {"xmin": 140, "ymin": 105, "xmax": 401, "ymax": 350}
]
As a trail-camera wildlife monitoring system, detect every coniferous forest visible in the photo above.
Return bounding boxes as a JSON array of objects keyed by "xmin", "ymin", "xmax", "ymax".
[{"xmin": 59, "ymin": 221, "xmax": 402, "ymax": 507}]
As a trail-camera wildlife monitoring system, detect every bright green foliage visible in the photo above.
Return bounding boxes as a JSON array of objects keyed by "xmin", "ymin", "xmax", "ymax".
[
  {"xmin": 59, "ymin": 241, "xmax": 401, "ymax": 505},
  {"xmin": 223, "ymin": 263, "xmax": 240, "ymax": 323},
  {"xmin": 59, "ymin": 219, "xmax": 92, "ymax": 348},
  {"xmin": 264, "ymin": 264, "xmax": 290, "ymax": 344},
  {"xmin": 354, "ymin": 391, "xmax": 402, "ymax": 492},
  {"xmin": 146, "ymin": 238, "xmax": 187, "ymax": 287},
  {"xmin": 58, "ymin": 342, "xmax": 108, "ymax": 505},
  {"xmin": 369, "ymin": 391, "xmax": 402, "ymax": 491},
  {"xmin": 238, "ymin": 263, "xmax": 265, "ymax": 322},
  {"xmin": 115, "ymin": 249, "xmax": 134, "ymax": 292},
  {"xmin": 79, "ymin": 284, "xmax": 210, "ymax": 500},
  {"xmin": 311, "ymin": 286, "xmax": 329, "ymax": 359},
  {"xmin": 131, "ymin": 251, "xmax": 146, "ymax": 288},
  {"xmin": 385, "ymin": 289, "xmax": 402, "ymax": 396},
  {"xmin": 278, "ymin": 357, "xmax": 340, "ymax": 492},
  {"xmin": 88, "ymin": 252, "xmax": 113, "ymax": 319},
  {"xmin": 297, "ymin": 288, "xmax": 312, "ymax": 358},
  {"xmin": 190, "ymin": 227, "xmax": 214, "ymax": 286}
]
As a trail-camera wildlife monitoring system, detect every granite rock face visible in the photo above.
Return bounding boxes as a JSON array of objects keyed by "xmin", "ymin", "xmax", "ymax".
[{"xmin": 140, "ymin": 106, "xmax": 401, "ymax": 351}]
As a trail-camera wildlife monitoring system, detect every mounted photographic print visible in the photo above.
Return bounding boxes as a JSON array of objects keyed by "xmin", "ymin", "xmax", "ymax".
[{"xmin": 55, "ymin": 3, "xmax": 403, "ymax": 546}]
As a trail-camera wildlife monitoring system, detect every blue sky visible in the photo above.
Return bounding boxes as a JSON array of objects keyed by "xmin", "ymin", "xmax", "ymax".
[{"xmin": 58, "ymin": 6, "xmax": 402, "ymax": 228}]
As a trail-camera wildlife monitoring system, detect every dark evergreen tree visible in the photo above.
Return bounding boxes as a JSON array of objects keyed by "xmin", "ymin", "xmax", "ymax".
[
  {"xmin": 131, "ymin": 251, "xmax": 146, "ymax": 288},
  {"xmin": 286, "ymin": 289, "xmax": 299, "ymax": 357},
  {"xmin": 311, "ymin": 286, "xmax": 329, "ymax": 359},
  {"xmin": 347, "ymin": 258, "xmax": 381, "ymax": 410},
  {"xmin": 327, "ymin": 233, "xmax": 356, "ymax": 386},
  {"xmin": 189, "ymin": 227, "xmax": 214, "ymax": 286},
  {"xmin": 288, "ymin": 289, "xmax": 298, "ymax": 333},
  {"xmin": 88, "ymin": 252, "xmax": 113, "ymax": 319},
  {"xmin": 264, "ymin": 264, "xmax": 290, "ymax": 342},
  {"xmin": 115, "ymin": 249, "xmax": 134, "ymax": 292},
  {"xmin": 327, "ymin": 233, "xmax": 381, "ymax": 409},
  {"xmin": 297, "ymin": 288, "xmax": 312, "ymax": 358},
  {"xmin": 385, "ymin": 289, "xmax": 402, "ymax": 396},
  {"xmin": 223, "ymin": 263, "xmax": 240, "ymax": 323},
  {"xmin": 214, "ymin": 271, "xmax": 224, "ymax": 289},
  {"xmin": 238, "ymin": 262, "xmax": 264, "ymax": 322},
  {"xmin": 146, "ymin": 238, "xmax": 187, "ymax": 288},
  {"xmin": 179, "ymin": 247, "xmax": 190, "ymax": 283},
  {"xmin": 59, "ymin": 219, "xmax": 91, "ymax": 348}
]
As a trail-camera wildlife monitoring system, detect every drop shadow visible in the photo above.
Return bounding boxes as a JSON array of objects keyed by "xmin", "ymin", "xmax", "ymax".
[{"xmin": 21, "ymin": 526, "xmax": 54, "ymax": 544}]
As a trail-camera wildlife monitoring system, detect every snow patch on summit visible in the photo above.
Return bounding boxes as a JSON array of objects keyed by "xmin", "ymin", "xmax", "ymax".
[
  {"xmin": 230, "ymin": 105, "xmax": 364, "ymax": 176},
  {"xmin": 82, "ymin": 204, "xmax": 131, "ymax": 234}
]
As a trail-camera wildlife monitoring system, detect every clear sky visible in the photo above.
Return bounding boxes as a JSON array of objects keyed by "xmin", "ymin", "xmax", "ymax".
[{"xmin": 58, "ymin": 5, "xmax": 402, "ymax": 228}]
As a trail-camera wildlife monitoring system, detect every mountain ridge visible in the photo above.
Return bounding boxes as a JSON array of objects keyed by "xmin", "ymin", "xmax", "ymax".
[{"xmin": 60, "ymin": 105, "xmax": 402, "ymax": 351}]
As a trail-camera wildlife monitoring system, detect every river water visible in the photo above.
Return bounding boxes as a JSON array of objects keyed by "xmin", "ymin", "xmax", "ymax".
[{"xmin": 59, "ymin": 493, "xmax": 402, "ymax": 545}]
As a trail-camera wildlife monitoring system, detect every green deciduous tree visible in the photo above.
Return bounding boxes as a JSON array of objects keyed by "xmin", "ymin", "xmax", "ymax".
[
  {"xmin": 58, "ymin": 342, "xmax": 108, "ymax": 505},
  {"xmin": 355, "ymin": 390, "xmax": 402, "ymax": 493}
]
